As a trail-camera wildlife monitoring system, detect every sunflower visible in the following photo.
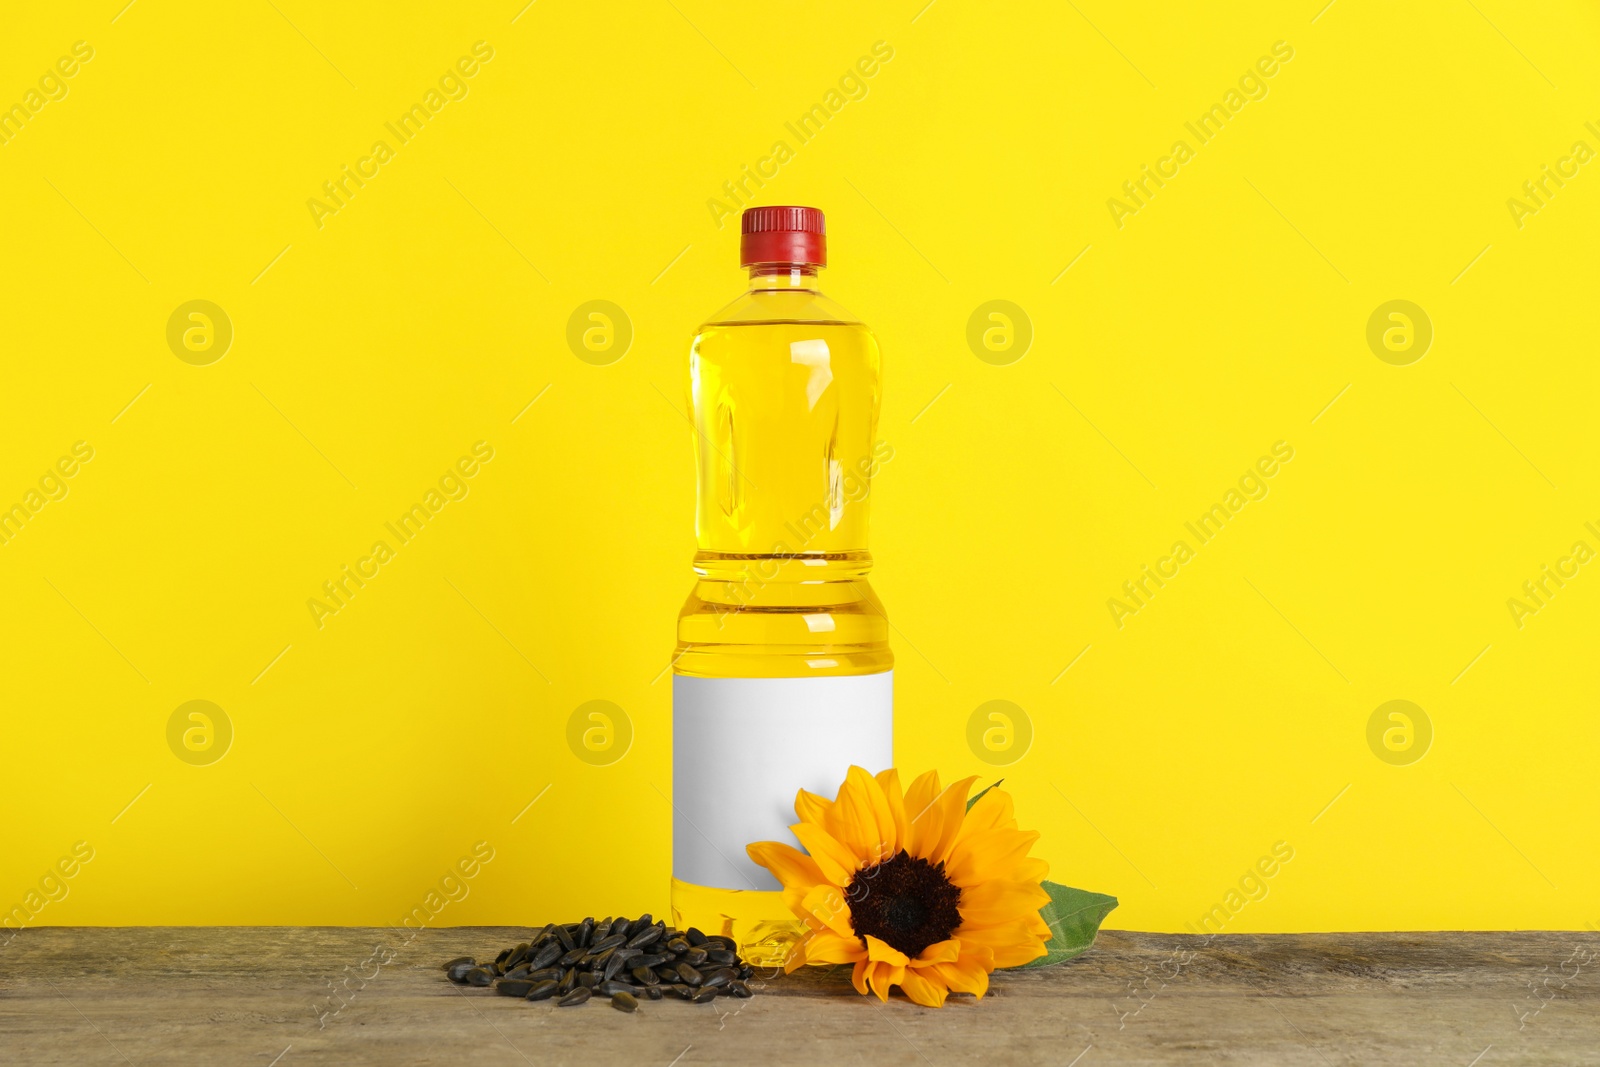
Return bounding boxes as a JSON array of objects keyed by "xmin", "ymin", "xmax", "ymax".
[{"xmin": 746, "ymin": 766, "xmax": 1051, "ymax": 1007}]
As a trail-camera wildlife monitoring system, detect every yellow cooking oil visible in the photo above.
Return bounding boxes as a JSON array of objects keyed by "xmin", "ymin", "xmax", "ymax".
[{"xmin": 671, "ymin": 215, "xmax": 893, "ymax": 969}]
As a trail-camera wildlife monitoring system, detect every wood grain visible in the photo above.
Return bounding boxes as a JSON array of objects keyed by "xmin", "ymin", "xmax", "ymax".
[{"xmin": 2, "ymin": 928, "xmax": 1597, "ymax": 1065}]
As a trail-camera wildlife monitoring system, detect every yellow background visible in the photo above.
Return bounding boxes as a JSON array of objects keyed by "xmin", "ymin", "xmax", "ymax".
[{"xmin": 3, "ymin": 0, "xmax": 1597, "ymax": 933}]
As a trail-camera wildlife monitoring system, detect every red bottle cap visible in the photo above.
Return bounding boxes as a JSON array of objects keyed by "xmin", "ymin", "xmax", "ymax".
[{"xmin": 740, "ymin": 206, "xmax": 827, "ymax": 268}]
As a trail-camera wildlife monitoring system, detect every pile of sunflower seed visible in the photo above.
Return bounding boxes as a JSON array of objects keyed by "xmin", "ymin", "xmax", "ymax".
[{"xmin": 444, "ymin": 914, "xmax": 755, "ymax": 1012}]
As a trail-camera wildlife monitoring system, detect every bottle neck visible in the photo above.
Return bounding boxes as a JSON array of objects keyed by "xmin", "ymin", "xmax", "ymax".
[
  {"xmin": 693, "ymin": 550, "xmax": 874, "ymax": 583},
  {"xmin": 746, "ymin": 266, "xmax": 820, "ymax": 292}
]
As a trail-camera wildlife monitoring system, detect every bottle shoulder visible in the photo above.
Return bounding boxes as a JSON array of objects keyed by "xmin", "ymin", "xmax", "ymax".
[{"xmin": 698, "ymin": 288, "xmax": 867, "ymax": 330}]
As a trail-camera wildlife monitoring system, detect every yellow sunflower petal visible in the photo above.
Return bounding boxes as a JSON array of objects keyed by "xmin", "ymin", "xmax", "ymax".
[
  {"xmin": 783, "ymin": 884, "xmax": 872, "ymax": 944},
  {"xmin": 956, "ymin": 940, "xmax": 995, "ymax": 971},
  {"xmin": 799, "ymin": 929, "xmax": 866, "ymax": 967},
  {"xmin": 957, "ymin": 879, "xmax": 1051, "ymax": 925},
  {"xmin": 928, "ymin": 775, "xmax": 980, "ymax": 864},
  {"xmin": 998, "ymin": 939, "xmax": 1049, "ymax": 968},
  {"xmin": 746, "ymin": 840, "xmax": 828, "ymax": 892},
  {"xmin": 909, "ymin": 938, "xmax": 961, "ymax": 967},
  {"xmin": 1013, "ymin": 856, "xmax": 1050, "ymax": 884},
  {"xmin": 875, "ymin": 769, "xmax": 910, "ymax": 850},
  {"xmin": 956, "ymin": 785, "xmax": 1017, "ymax": 838},
  {"xmin": 899, "ymin": 968, "xmax": 949, "ymax": 1007},
  {"xmin": 863, "ymin": 934, "xmax": 909, "ymax": 967},
  {"xmin": 782, "ymin": 885, "xmax": 814, "ymax": 924},
  {"xmin": 828, "ymin": 766, "xmax": 898, "ymax": 864},
  {"xmin": 944, "ymin": 827, "xmax": 1042, "ymax": 887},
  {"xmin": 902, "ymin": 770, "xmax": 943, "ymax": 857},
  {"xmin": 799, "ymin": 883, "xmax": 855, "ymax": 938},
  {"xmin": 781, "ymin": 940, "xmax": 808, "ymax": 972},
  {"xmin": 956, "ymin": 919, "xmax": 1048, "ymax": 967},
  {"xmin": 851, "ymin": 959, "xmax": 872, "ymax": 995},
  {"xmin": 932, "ymin": 955, "xmax": 990, "ymax": 999},
  {"xmin": 868, "ymin": 961, "xmax": 905, "ymax": 1001},
  {"xmin": 794, "ymin": 787, "xmax": 832, "ymax": 825},
  {"xmin": 791, "ymin": 822, "xmax": 860, "ymax": 886}
]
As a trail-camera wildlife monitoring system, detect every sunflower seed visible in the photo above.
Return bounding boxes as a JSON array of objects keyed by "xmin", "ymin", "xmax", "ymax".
[
  {"xmin": 445, "ymin": 918, "xmax": 753, "ymax": 1011},
  {"xmin": 589, "ymin": 934, "xmax": 626, "ymax": 954},
  {"xmin": 626, "ymin": 926, "xmax": 664, "ymax": 950},
  {"xmin": 557, "ymin": 987, "xmax": 591, "ymax": 1007}
]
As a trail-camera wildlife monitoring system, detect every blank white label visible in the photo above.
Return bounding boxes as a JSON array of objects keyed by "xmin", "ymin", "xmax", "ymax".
[{"xmin": 672, "ymin": 672, "xmax": 893, "ymax": 891}]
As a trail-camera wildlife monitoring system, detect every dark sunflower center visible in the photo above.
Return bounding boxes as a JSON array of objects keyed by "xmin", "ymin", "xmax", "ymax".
[{"xmin": 846, "ymin": 850, "xmax": 962, "ymax": 959}]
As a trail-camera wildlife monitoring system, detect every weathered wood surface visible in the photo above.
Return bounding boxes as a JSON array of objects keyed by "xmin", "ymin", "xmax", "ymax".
[{"xmin": 2, "ymin": 928, "xmax": 1597, "ymax": 1065}]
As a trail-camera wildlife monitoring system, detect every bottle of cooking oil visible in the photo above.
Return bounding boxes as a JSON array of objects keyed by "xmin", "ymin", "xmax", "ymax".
[{"xmin": 672, "ymin": 206, "xmax": 893, "ymax": 966}]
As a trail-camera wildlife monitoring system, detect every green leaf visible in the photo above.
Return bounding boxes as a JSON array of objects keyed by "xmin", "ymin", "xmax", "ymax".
[
  {"xmin": 966, "ymin": 779, "xmax": 1004, "ymax": 811},
  {"xmin": 1020, "ymin": 881, "xmax": 1118, "ymax": 967}
]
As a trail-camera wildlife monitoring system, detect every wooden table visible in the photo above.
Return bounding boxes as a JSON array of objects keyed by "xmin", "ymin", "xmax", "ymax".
[{"xmin": 3, "ymin": 928, "xmax": 1596, "ymax": 1064}]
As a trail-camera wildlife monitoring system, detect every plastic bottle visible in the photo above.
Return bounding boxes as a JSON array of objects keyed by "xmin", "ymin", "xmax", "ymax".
[{"xmin": 671, "ymin": 206, "xmax": 893, "ymax": 965}]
